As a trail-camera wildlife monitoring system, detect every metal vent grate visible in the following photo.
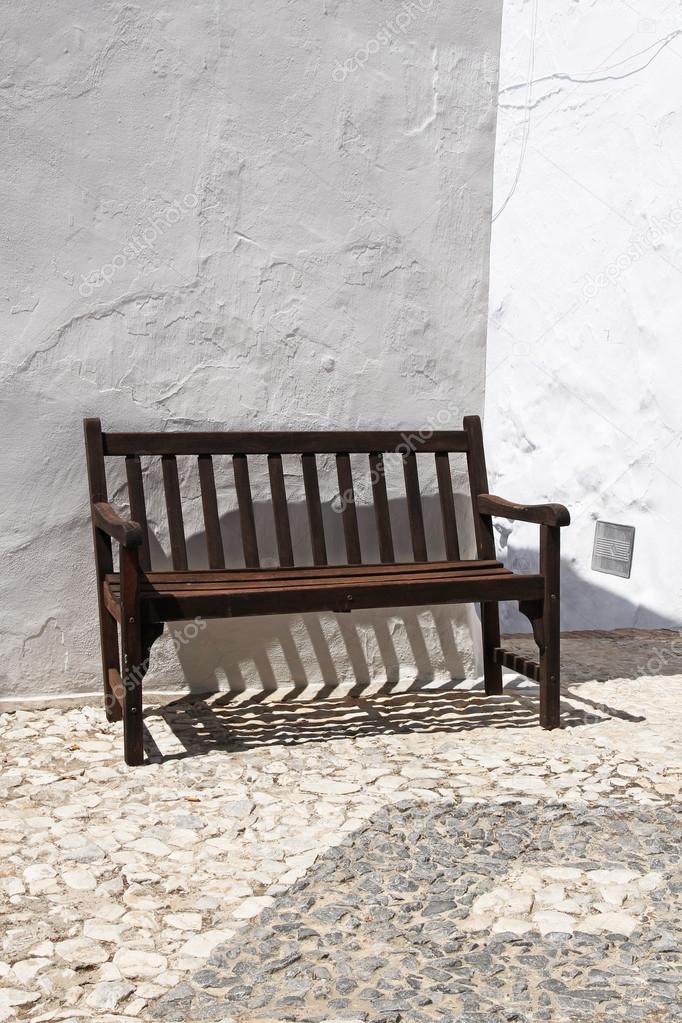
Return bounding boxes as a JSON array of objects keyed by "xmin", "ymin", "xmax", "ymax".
[{"xmin": 592, "ymin": 521, "xmax": 635, "ymax": 579}]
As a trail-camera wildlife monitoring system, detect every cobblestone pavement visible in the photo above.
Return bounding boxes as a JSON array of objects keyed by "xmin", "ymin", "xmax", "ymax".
[
  {"xmin": 1, "ymin": 630, "xmax": 681, "ymax": 1022},
  {"xmin": 151, "ymin": 801, "xmax": 681, "ymax": 1023}
]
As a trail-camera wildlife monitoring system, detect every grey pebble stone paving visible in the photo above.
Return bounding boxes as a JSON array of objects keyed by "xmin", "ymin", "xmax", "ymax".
[{"xmin": 149, "ymin": 798, "xmax": 682, "ymax": 1023}]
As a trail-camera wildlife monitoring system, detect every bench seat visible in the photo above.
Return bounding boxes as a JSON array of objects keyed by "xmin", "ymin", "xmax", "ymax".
[{"xmin": 103, "ymin": 561, "xmax": 544, "ymax": 622}]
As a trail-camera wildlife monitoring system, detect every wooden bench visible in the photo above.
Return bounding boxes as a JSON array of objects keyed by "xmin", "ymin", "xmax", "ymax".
[{"xmin": 84, "ymin": 416, "xmax": 570, "ymax": 765}]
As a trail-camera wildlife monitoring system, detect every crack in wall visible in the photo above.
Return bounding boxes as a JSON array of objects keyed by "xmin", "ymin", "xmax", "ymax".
[{"xmin": 499, "ymin": 29, "xmax": 682, "ymax": 105}]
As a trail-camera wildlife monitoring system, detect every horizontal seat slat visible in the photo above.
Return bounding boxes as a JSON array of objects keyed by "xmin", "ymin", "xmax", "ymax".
[
  {"xmin": 106, "ymin": 559, "xmax": 503, "ymax": 585},
  {"xmin": 102, "ymin": 430, "xmax": 469, "ymax": 456},
  {"xmin": 103, "ymin": 571, "xmax": 544, "ymax": 621},
  {"xmin": 106, "ymin": 566, "xmax": 513, "ymax": 597}
]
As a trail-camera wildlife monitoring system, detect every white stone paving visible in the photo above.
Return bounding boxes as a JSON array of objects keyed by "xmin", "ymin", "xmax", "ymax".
[{"xmin": 1, "ymin": 635, "xmax": 681, "ymax": 1022}]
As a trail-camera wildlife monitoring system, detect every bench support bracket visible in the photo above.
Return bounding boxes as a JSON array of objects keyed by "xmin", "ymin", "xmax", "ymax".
[{"xmin": 518, "ymin": 599, "xmax": 545, "ymax": 653}]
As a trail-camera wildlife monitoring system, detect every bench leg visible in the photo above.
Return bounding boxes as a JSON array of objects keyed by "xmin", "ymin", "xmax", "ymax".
[
  {"xmin": 120, "ymin": 547, "xmax": 146, "ymax": 766},
  {"xmin": 121, "ymin": 616, "xmax": 144, "ymax": 767},
  {"xmin": 99, "ymin": 605, "xmax": 122, "ymax": 723},
  {"xmin": 539, "ymin": 525, "xmax": 561, "ymax": 729},
  {"xmin": 481, "ymin": 601, "xmax": 503, "ymax": 695},
  {"xmin": 121, "ymin": 617, "xmax": 163, "ymax": 766}
]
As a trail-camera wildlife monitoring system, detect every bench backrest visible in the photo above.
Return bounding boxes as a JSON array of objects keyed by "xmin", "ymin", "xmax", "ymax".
[{"xmin": 84, "ymin": 417, "xmax": 495, "ymax": 573}]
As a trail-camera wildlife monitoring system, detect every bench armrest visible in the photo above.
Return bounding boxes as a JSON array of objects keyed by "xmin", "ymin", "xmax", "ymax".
[
  {"xmin": 92, "ymin": 502, "xmax": 144, "ymax": 548},
  {"xmin": 477, "ymin": 494, "xmax": 571, "ymax": 528}
]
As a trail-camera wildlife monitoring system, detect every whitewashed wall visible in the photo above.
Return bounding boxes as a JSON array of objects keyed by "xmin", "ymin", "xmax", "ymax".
[
  {"xmin": 488, "ymin": 0, "xmax": 682, "ymax": 632},
  {"xmin": 0, "ymin": 0, "xmax": 504, "ymax": 699}
]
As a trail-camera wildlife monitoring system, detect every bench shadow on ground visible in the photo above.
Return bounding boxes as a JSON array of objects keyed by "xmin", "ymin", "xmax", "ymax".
[
  {"xmin": 142, "ymin": 680, "xmax": 642, "ymax": 763},
  {"xmin": 132, "ymin": 498, "xmax": 680, "ymax": 762}
]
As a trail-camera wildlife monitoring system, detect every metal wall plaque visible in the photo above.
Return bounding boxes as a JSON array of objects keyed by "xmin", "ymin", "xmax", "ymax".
[{"xmin": 592, "ymin": 521, "xmax": 635, "ymax": 579}]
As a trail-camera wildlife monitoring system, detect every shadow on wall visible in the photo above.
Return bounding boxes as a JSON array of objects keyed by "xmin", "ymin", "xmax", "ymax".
[
  {"xmin": 499, "ymin": 547, "xmax": 682, "ymax": 634},
  {"xmin": 140, "ymin": 492, "xmax": 481, "ymax": 695}
]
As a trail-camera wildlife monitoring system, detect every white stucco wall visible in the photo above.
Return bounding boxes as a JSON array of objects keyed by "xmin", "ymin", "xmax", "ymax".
[
  {"xmin": 1, "ymin": 0, "xmax": 504, "ymax": 699},
  {"xmin": 488, "ymin": 0, "xmax": 682, "ymax": 632}
]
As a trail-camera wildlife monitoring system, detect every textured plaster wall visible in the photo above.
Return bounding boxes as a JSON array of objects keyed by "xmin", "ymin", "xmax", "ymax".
[
  {"xmin": 0, "ymin": 1, "xmax": 503, "ymax": 698},
  {"xmin": 488, "ymin": 1, "xmax": 682, "ymax": 632}
]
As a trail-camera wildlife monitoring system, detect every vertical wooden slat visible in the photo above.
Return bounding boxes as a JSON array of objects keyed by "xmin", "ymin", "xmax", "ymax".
[
  {"xmin": 83, "ymin": 418, "xmax": 122, "ymax": 722},
  {"xmin": 463, "ymin": 414, "xmax": 496, "ymax": 560},
  {"xmin": 233, "ymin": 454, "xmax": 260, "ymax": 568},
  {"xmin": 302, "ymin": 453, "xmax": 327, "ymax": 566},
  {"xmin": 125, "ymin": 455, "xmax": 151, "ymax": 571},
  {"xmin": 402, "ymin": 451, "xmax": 428, "ymax": 562},
  {"xmin": 336, "ymin": 453, "xmax": 362, "ymax": 565},
  {"xmin": 161, "ymin": 455, "xmax": 188, "ymax": 570},
  {"xmin": 369, "ymin": 452, "xmax": 395, "ymax": 563},
  {"xmin": 464, "ymin": 415, "xmax": 503, "ymax": 695},
  {"xmin": 198, "ymin": 455, "xmax": 225, "ymax": 569},
  {"xmin": 268, "ymin": 454, "xmax": 294, "ymax": 567},
  {"xmin": 435, "ymin": 452, "xmax": 460, "ymax": 561}
]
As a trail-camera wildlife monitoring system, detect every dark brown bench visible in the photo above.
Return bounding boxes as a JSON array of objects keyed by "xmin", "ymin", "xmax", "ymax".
[{"xmin": 84, "ymin": 416, "xmax": 570, "ymax": 765}]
